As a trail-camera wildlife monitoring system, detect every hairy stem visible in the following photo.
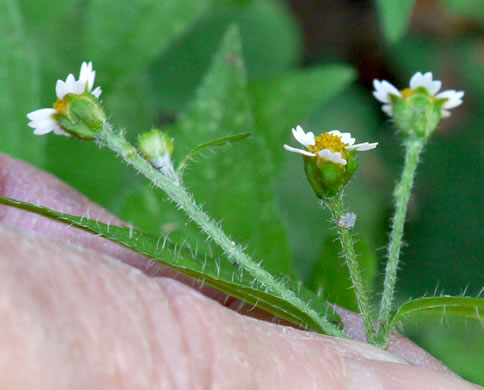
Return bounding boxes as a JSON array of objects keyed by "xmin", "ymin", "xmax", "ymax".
[
  {"xmin": 377, "ymin": 137, "xmax": 425, "ymax": 346},
  {"xmin": 96, "ymin": 124, "xmax": 346, "ymax": 338},
  {"xmin": 323, "ymin": 193, "xmax": 376, "ymax": 345}
]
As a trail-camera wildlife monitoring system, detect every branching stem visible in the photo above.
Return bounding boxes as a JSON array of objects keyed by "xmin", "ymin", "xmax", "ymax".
[{"xmin": 96, "ymin": 124, "xmax": 347, "ymax": 338}]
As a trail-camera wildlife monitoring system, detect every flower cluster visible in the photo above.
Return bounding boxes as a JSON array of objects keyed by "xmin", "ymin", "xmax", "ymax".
[
  {"xmin": 27, "ymin": 61, "xmax": 102, "ymax": 137},
  {"xmin": 373, "ymin": 72, "xmax": 464, "ymax": 118}
]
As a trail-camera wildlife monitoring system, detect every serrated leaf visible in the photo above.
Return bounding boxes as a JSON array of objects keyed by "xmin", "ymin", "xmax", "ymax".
[
  {"xmin": 249, "ymin": 65, "xmax": 356, "ymax": 168},
  {"xmin": 84, "ymin": 0, "xmax": 210, "ymax": 82},
  {"xmin": 307, "ymin": 234, "xmax": 377, "ymax": 312},
  {"xmin": 376, "ymin": 0, "xmax": 415, "ymax": 44},
  {"xmin": 390, "ymin": 296, "xmax": 484, "ymax": 328},
  {"xmin": 0, "ymin": 0, "xmax": 44, "ymax": 166},
  {"xmin": 0, "ymin": 195, "xmax": 344, "ymax": 337},
  {"xmin": 169, "ymin": 26, "xmax": 294, "ymax": 276},
  {"xmin": 177, "ymin": 132, "xmax": 250, "ymax": 172}
]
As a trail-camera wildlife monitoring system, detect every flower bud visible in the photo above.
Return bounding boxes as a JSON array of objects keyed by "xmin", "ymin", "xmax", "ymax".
[{"xmin": 138, "ymin": 129, "xmax": 174, "ymax": 168}]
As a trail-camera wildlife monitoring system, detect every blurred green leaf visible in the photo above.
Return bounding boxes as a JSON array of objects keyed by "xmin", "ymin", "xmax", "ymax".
[
  {"xmin": 444, "ymin": 0, "xmax": 484, "ymax": 23},
  {"xmin": 84, "ymin": 0, "xmax": 211, "ymax": 82},
  {"xmin": 0, "ymin": 195, "xmax": 344, "ymax": 336},
  {"xmin": 18, "ymin": 0, "xmax": 78, "ymax": 26},
  {"xmin": 376, "ymin": 0, "xmax": 415, "ymax": 44},
  {"xmin": 150, "ymin": 0, "xmax": 301, "ymax": 112},
  {"xmin": 307, "ymin": 234, "xmax": 377, "ymax": 312},
  {"xmin": 0, "ymin": 0, "xmax": 44, "ymax": 166},
  {"xmin": 123, "ymin": 27, "xmax": 294, "ymax": 275},
  {"xmin": 391, "ymin": 297, "xmax": 484, "ymax": 328},
  {"xmin": 177, "ymin": 132, "xmax": 250, "ymax": 172},
  {"xmin": 249, "ymin": 65, "xmax": 356, "ymax": 168}
]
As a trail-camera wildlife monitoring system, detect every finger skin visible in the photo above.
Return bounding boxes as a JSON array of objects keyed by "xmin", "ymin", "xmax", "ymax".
[
  {"xmin": 1, "ymin": 226, "xmax": 480, "ymax": 389},
  {"xmin": 0, "ymin": 153, "xmax": 480, "ymax": 386}
]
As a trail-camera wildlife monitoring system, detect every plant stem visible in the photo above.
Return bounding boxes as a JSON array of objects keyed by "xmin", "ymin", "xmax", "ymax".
[
  {"xmin": 324, "ymin": 193, "xmax": 377, "ymax": 345},
  {"xmin": 96, "ymin": 124, "xmax": 347, "ymax": 338},
  {"xmin": 377, "ymin": 137, "xmax": 425, "ymax": 346}
]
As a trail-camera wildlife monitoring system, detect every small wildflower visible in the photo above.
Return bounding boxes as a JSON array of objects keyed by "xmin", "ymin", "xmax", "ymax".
[
  {"xmin": 373, "ymin": 72, "xmax": 464, "ymax": 138},
  {"xmin": 284, "ymin": 126, "xmax": 378, "ymax": 198},
  {"xmin": 373, "ymin": 72, "xmax": 464, "ymax": 118},
  {"xmin": 27, "ymin": 61, "xmax": 104, "ymax": 138},
  {"xmin": 284, "ymin": 126, "xmax": 377, "ymax": 166}
]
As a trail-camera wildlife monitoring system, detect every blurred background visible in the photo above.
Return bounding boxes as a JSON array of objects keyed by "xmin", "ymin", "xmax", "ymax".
[{"xmin": 1, "ymin": 0, "xmax": 483, "ymax": 383}]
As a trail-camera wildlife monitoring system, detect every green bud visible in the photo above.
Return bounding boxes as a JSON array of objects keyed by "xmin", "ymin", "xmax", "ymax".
[
  {"xmin": 138, "ymin": 129, "xmax": 174, "ymax": 167},
  {"xmin": 392, "ymin": 90, "xmax": 441, "ymax": 139},
  {"xmin": 54, "ymin": 92, "xmax": 106, "ymax": 140},
  {"xmin": 303, "ymin": 152, "xmax": 358, "ymax": 198}
]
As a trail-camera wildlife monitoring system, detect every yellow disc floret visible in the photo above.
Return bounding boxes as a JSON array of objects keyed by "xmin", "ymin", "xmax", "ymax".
[
  {"xmin": 53, "ymin": 98, "xmax": 68, "ymax": 116},
  {"xmin": 307, "ymin": 132, "xmax": 346, "ymax": 158},
  {"xmin": 401, "ymin": 88, "xmax": 415, "ymax": 98}
]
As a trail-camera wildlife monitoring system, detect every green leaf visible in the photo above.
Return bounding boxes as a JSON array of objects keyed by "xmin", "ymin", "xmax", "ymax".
[
  {"xmin": 0, "ymin": 0, "xmax": 44, "ymax": 166},
  {"xmin": 169, "ymin": 26, "xmax": 294, "ymax": 276},
  {"xmin": 307, "ymin": 234, "xmax": 377, "ymax": 312},
  {"xmin": 390, "ymin": 296, "xmax": 484, "ymax": 328},
  {"xmin": 0, "ymin": 195, "xmax": 343, "ymax": 336},
  {"xmin": 177, "ymin": 132, "xmax": 251, "ymax": 172},
  {"xmin": 444, "ymin": 0, "xmax": 484, "ymax": 24},
  {"xmin": 84, "ymin": 0, "xmax": 210, "ymax": 82},
  {"xmin": 376, "ymin": 0, "xmax": 415, "ymax": 44},
  {"xmin": 249, "ymin": 65, "xmax": 356, "ymax": 168},
  {"xmin": 18, "ymin": 0, "xmax": 78, "ymax": 27},
  {"xmin": 150, "ymin": 0, "xmax": 301, "ymax": 112}
]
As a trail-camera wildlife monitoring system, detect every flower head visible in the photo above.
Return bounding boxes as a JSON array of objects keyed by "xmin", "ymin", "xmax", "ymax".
[
  {"xmin": 373, "ymin": 72, "xmax": 464, "ymax": 118},
  {"xmin": 284, "ymin": 126, "xmax": 378, "ymax": 198},
  {"xmin": 284, "ymin": 125, "xmax": 377, "ymax": 166},
  {"xmin": 27, "ymin": 61, "xmax": 103, "ymax": 137}
]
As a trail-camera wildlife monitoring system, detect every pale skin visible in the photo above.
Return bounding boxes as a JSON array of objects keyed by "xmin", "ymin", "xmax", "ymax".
[{"xmin": 0, "ymin": 153, "xmax": 480, "ymax": 389}]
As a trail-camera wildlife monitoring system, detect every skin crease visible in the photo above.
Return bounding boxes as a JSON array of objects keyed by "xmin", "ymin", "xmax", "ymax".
[{"xmin": 0, "ymin": 153, "xmax": 481, "ymax": 389}]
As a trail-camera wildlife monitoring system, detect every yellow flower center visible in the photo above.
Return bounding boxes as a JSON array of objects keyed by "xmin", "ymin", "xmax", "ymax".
[
  {"xmin": 53, "ymin": 98, "xmax": 68, "ymax": 116},
  {"xmin": 401, "ymin": 88, "xmax": 415, "ymax": 98},
  {"xmin": 307, "ymin": 132, "xmax": 346, "ymax": 158}
]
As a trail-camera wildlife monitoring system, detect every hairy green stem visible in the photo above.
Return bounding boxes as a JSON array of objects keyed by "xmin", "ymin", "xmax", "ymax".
[
  {"xmin": 324, "ymin": 193, "xmax": 376, "ymax": 345},
  {"xmin": 96, "ymin": 124, "xmax": 346, "ymax": 338},
  {"xmin": 377, "ymin": 137, "xmax": 425, "ymax": 346}
]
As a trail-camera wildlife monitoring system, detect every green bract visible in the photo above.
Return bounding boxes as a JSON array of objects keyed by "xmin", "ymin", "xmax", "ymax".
[
  {"xmin": 55, "ymin": 92, "xmax": 106, "ymax": 140},
  {"xmin": 391, "ymin": 91, "xmax": 442, "ymax": 139},
  {"xmin": 303, "ymin": 152, "xmax": 358, "ymax": 198}
]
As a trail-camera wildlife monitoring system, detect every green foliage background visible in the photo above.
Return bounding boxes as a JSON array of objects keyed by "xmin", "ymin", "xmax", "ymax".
[{"xmin": 1, "ymin": 0, "xmax": 482, "ymax": 383}]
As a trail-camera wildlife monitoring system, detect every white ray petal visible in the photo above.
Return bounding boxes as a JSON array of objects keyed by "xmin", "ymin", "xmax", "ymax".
[
  {"xmin": 345, "ymin": 142, "xmax": 378, "ymax": 151},
  {"xmin": 92, "ymin": 86, "xmax": 102, "ymax": 98},
  {"xmin": 27, "ymin": 108, "xmax": 57, "ymax": 121},
  {"xmin": 382, "ymin": 104, "xmax": 393, "ymax": 116},
  {"xmin": 329, "ymin": 130, "xmax": 355, "ymax": 145},
  {"xmin": 284, "ymin": 144, "xmax": 315, "ymax": 157},
  {"xmin": 373, "ymin": 80, "xmax": 401, "ymax": 103},
  {"xmin": 436, "ymin": 90, "xmax": 464, "ymax": 109},
  {"xmin": 410, "ymin": 72, "xmax": 441, "ymax": 95},
  {"xmin": 318, "ymin": 149, "xmax": 347, "ymax": 165},
  {"xmin": 292, "ymin": 125, "xmax": 315, "ymax": 147}
]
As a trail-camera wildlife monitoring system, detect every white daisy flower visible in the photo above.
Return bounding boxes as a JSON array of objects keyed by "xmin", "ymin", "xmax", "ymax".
[
  {"xmin": 284, "ymin": 126, "xmax": 378, "ymax": 165},
  {"xmin": 373, "ymin": 72, "xmax": 464, "ymax": 118},
  {"xmin": 27, "ymin": 61, "xmax": 102, "ymax": 136}
]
